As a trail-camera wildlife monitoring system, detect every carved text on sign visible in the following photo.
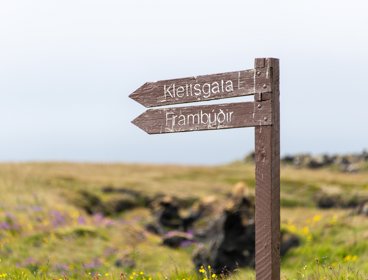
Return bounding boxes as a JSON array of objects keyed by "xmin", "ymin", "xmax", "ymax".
[
  {"xmin": 165, "ymin": 109, "xmax": 234, "ymax": 131},
  {"xmin": 163, "ymin": 72, "xmax": 250, "ymax": 101}
]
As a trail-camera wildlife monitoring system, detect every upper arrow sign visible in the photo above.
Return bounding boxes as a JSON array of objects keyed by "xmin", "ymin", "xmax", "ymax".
[{"xmin": 129, "ymin": 68, "xmax": 271, "ymax": 108}]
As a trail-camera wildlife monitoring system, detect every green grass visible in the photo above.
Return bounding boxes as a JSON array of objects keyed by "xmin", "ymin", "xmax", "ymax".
[{"xmin": 0, "ymin": 162, "xmax": 368, "ymax": 279}]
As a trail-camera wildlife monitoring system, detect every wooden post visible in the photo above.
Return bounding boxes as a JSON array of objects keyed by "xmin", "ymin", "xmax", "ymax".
[
  {"xmin": 254, "ymin": 58, "xmax": 280, "ymax": 280},
  {"xmin": 130, "ymin": 57, "xmax": 281, "ymax": 278}
]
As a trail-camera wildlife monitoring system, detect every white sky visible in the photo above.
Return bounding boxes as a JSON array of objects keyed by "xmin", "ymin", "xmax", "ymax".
[{"xmin": 0, "ymin": 0, "xmax": 367, "ymax": 164}]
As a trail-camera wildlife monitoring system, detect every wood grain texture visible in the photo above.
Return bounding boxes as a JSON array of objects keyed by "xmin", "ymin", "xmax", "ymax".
[
  {"xmin": 129, "ymin": 68, "xmax": 271, "ymax": 108},
  {"xmin": 255, "ymin": 58, "xmax": 280, "ymax": 280},
  {"xmin": 132, "ymin": 101, "xmax": 272, "ymax": 134}
]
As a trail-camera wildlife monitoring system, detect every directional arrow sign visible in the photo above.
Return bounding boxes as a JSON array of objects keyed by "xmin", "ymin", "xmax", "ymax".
[
  {"xmin": 129, "ymin": 68, "xmax": 271, "ymax": 107},
  {"xmin": 131, "ymin": 101, "xmax": 272, "ymax": 134}
]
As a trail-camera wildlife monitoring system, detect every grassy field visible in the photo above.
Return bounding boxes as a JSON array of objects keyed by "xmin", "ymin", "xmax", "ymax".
[{"xmin": 0, "ymin": 162, "xmax": 368, "ymax": 279}]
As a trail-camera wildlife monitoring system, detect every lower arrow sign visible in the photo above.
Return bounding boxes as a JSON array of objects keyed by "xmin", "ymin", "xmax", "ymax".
[{"xmin": 132, "ymin": 101, "xmax": 272, "ymax": 134}]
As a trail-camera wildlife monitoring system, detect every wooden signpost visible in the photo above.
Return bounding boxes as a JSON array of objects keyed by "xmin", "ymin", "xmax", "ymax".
[{"xmin": 130, "ymin": 58, "xmax": 280, "ymax": 280}]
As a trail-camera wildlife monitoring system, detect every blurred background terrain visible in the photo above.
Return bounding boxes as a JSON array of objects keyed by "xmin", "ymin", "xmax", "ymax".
[{"xmin": 1, "ymin": 153, "xmax": 368, "ymax": 278}]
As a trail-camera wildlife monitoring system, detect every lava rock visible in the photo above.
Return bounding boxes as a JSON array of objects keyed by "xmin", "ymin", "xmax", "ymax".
[
  {"xmin": 192, "ymin": 189, "xmax": 256, "ymax": 274},
  {"xmin": 316, "ymin": 193, "xmax": 342, "ymax": 209},
  {"xmin": 281, "ymin": 233, "xmax": 300, "ymax": 256},
  {"xmin": 162, "ymin": 231, "xmax": 194, "ymax": 248},
  {"xmin": 114, "ymin": 257, "xmax": 135, "ymax": 269}
]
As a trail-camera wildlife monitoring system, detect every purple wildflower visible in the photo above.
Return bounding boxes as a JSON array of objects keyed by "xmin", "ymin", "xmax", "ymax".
[
  {"xmin": 2, "ymin": 213, "xmax": 21, "ymax": 232},
  {"xmin": 22, "ymin": 257, "xmax": 40, "ymax": 267},
  {"xmin": 93, "ymin": 213, "xmax": 114, "ymax": 227},
  {"xmin": 103, "ymin": 247, "xmax": 117, "ymax": 257},
  {"xmin": 0, "ymin": 222, "xmax": 11, "ymax": 230},
  {"xmin": 77, "ymin": 215, "xmax": 86, "ymax": 225},
  {"xmin": 180, "ymin": 240, "xmax": 195, "ymax": 247},
  {"xmin": 84, "ymin": 258, "xmax": 102, "ymax": 270},
  {"xmin": 31, "ymin": 205, "xmax": 43, "ymax": 212},
  {"xmin": 93, "ymin": 213, "xmax": 104, "ymax": 225},
  {"xmin": 50, "ymin": 210, "xmax": 66, "ymax": 227},
  {"xmin": 54, "ymin": 263, "xmax": 69, "ymax": 272}
]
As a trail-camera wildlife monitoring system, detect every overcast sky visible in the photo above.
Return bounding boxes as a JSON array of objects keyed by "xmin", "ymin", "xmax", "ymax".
[{"xmin": 0, "ymin": 0, "xmax": 367, "ymax": 164}]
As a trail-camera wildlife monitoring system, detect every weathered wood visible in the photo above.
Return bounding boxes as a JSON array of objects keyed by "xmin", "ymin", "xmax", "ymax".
[
  {"xmin": 130, "ymin": 57, "xmax": 281, "ymax": 278},
  {"xmin": 129, "ymin": 68, "xmax": 272, "ymax": 107},
  {"xmin": 132, "ymin": 101, "xmax": 272, "ymax": 134},
  {"xmin": 255, "ymin": 58, "xmax": 280, "ymax": 280}
]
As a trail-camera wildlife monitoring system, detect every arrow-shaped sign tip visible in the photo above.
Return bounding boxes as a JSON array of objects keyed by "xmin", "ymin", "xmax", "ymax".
[
  {"xmin": 128, "ymin": 89, "xmax": 140, "ymax": 102},
  {"xmin": 131, "ymin": 111, "xmax": 151, "ymax": 134},
  {"xmin": 129, "ymin": 83, "xmax": 153, "ymax": 108}
]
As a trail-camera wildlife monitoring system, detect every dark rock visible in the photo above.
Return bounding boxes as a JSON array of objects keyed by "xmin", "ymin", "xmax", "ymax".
[
  {"xmin": 101, "ymin": 186, "xmax": 151, "ymax": 206},
  {"xmin": 77, "ymin": 191, "xmax": 105, "ymax": 215},
  {"xmin": 114, "ymin": 257, "xmax": 135, "ymax": 269},
  {"xmin": 162, "ymin": 231, "xmax": 194, "ymax": 248},
  {"xmin": 182, "ymin": 212, "xmax": 202, "ymax": 232},
  {"xmin": 192, "ymin": 183, "xmax": 300, "ymax": 275},
  {"xmin": 149, "ymin": 195, "xmax": 201, "ymax": 232},
  {"xmin": 307, "ymin": 159, "xmax": 325, "ymax": 169},
  {"xmin": 192, "ymin": 192, "xmax": 256, "ymax": 274},
  {"xmin": 355, "ymin": 201, "xmax": 368, "ymax": 216},
  {"xmin": 316, "ymin": 193, "xmax": 342, "ymax": 209},
  {"xmin": 316, "ymin": 191, "xmax": 366, "ymax": 209},
  {"xmin": 156, "ymin": 196, "xmax": 182, "ymax": 229},
  {"xmin": 361, "ymin": 150, "xmax": 368, "ymax": 161},
  {"xmin": 340, "ymin": 157, "xmax": 351, "ymax": 165},
  {"xmin": 72, "ymin": 187, "xmax": 153, "ymax": 216},
  {"xmin": 150, "ymin": 193, "xmax": 198, "ymax": 208},
  {"xmin": 343, "ymin": 195, "xmax": 360, "ymax": 208},
  {"xmin": 280, "ymin": 233, "xmax": 300, "ymax": 256},
  {"xmin": 108, "ymin": 195, "xmax": 141, "ymax": 213},
  {"xmin": 282, "ymin": 155, "xmax": 295, "ymax": 164},
  {"xmin": 322, "ymin": 154, "xmax": 336, "ymax": 165},
  {"xmin": 306, "ymin": 155, "xmax": 334, "ymax": 169},
  {"xmin": 145, "ymin": 223, "xmax": 164, "ymax": 235},
  {"xmin": 101, "ymin": 186, "xmax": 115, "ymax": 193},
  {"xmin": 270, "ymin": 151, "xmax": 366, "ymax": 171},
  {"xmin": 192, "ymin": 218, "xmax": 255, "ymax": 274},
  {"xmin": 244, "ymin": 152, "xmax": 255, "ymax": 163},
  {"xmin": 189, "ymin": 196, "xmax": 223, "ymax": 240}
]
